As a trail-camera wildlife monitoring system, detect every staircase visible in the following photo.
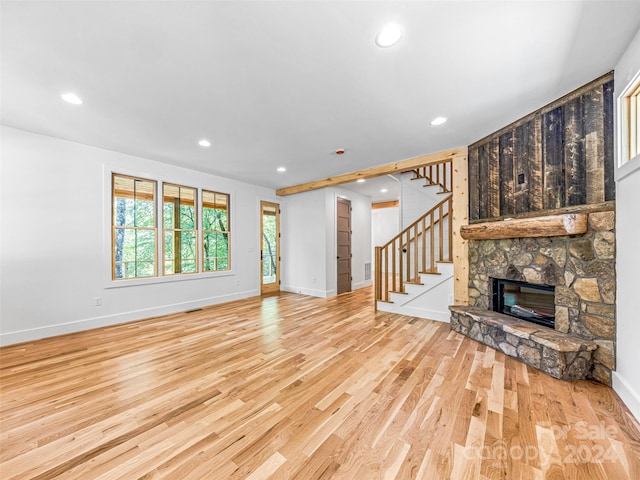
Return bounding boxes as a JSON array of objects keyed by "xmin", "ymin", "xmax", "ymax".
[
  {"xmin": 408, "ymin": 158, "xmax": 452, "ymax": 193},
  {"xmin": 374, "ymin": 159, "xmax": 454, "ymax": 322}
]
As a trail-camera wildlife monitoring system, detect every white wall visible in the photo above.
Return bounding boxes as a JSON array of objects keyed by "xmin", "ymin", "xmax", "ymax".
[
  {"xmin": 371, "ymin": 206, "xmax": 400, "ymax": 272},
  {"xmin": 0, "ymin": 126, "xmax": 278, "ymax": 345},
  {"xmin": 279, "ymin": 188, "xmax": 328, "ymax": 296},
  {"xmin": 400, "ymin": 171, "xmax": 442, "ymax": 228},
  {"xmin": 372, "ymin": 206, "xmax": 400, "ymax": 248},
  {"xmin": 280, "ymin": 187, "xmax": 372, "ymax": 297},
  {"xmin": 613, "ymin": 28, "xmax": 640, "ymax": 421}
]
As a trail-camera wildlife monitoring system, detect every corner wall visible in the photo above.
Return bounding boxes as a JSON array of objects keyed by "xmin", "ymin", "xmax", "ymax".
[
  {"xmin": 0, "ymin": 126, "xmax": 277, "ymax": 345},
  {"xmin": 614, "ymin": 27, "xmax": 640, "ymax": 421},
  {"xmin": 280, "ymin": 187, "xmax": 372, "ymax": 297}
]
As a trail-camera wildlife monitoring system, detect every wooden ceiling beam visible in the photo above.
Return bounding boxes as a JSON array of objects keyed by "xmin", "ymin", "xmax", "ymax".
[{"xmin": 275, "ymin": 147, "xmax": 467, "ymax": 196}]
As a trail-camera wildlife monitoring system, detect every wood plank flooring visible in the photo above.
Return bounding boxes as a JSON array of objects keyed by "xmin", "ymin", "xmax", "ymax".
[{"xmin": 1, "ymin": 288, "xmax": 639, "ymax": 479}]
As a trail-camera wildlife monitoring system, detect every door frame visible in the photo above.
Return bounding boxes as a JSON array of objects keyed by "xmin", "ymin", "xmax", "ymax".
[
  {"xmin": 260, "ymin": 200, "xmax": 280, "ymax": 295},
  {"xmin": 336, "ymin": 196, "xmax": 352, "ymax": 295}
]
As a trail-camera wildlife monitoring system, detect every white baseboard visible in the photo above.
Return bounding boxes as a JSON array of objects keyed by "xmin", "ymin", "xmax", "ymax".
[
  {"xmin": 353, "ymin": 280, "xmax": 373, "ymax": 290},
  {"xmin": 281, "ymin": 282, "xmax": 370, "ymax": 298},
  {"xmin": 280, "ymin": 285, "xmax": 333, "ymax": 298},
  {"xmin": 376, "ymin": 302, "xmax": 451, "ymax": 323},
  {"xmin": 612, "ymin": 372, "xmax": 640, "ymax": 423},
  {"xmin": 0, "ymin": 289, "xmax": 259, "ymax": 346}
]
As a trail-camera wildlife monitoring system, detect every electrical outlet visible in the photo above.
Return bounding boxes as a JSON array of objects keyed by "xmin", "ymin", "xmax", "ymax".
[{"xmin": 94, "ymin": 297, "xmax": 102, "ymax": 307}]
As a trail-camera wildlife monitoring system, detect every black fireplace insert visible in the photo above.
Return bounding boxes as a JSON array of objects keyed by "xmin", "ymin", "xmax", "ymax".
[{"xmin": 491, "ymin": 278, "xmax": 555, "ymax": 328}]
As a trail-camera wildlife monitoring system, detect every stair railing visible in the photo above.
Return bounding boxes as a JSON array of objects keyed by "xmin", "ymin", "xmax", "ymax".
[
  {"xmin": 374, "ymin": 194, "xmax": 453, "ymax": 305},
  {"xmin": 409, "ymin": 158, "xmax": 452, "ymax": 193}
]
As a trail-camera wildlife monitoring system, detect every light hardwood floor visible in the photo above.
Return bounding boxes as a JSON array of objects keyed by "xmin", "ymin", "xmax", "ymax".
[{"xmin": 1, "ymin": 288, "xmax": 639, "ymax": 479}]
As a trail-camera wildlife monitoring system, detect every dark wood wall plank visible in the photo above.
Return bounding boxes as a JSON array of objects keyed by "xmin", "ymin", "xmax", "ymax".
[
  {"xmin": 543, "ymin": 106, "xmax": 565, "ymax": 210},
  {"xmin": 468, "ymin": 147, "xmax": 479, "ymax": 221},
  {"xmin": 528, "ymin": 115, "xmax": 544, "ymax": 211},
  {"xmin": 499, "ymin": 132, "xmax": 515, "ymax": 216},
  {"xmin": 488, "ymin": 137, "xmax": 500, "ymax": 218},
  {"xmin": 467, "ymin": 72, "xmax": 614, "ymax": 221},
  {"xmin": 478, "ymin": 144, "xmax": 488, "ymax": 220},
  {"xmin": 584, "ymin": 84, "xmax": 605, "ymax": 204},
  {"xmin": 564, "ymin": 96, "xmax": 585, "ymax": 206},
  {"xmin": 514, "ymin": 123, "xmax": 531, "ymax": 214},
  {"xmin": 603, "ymin": 80, "xmax": 615, "ymax": 201}
]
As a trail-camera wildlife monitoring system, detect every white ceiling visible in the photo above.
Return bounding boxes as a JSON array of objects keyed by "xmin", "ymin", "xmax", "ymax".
[{"xmin": 2, "ymin": 1, "xmax": 640, "ymax": 202}]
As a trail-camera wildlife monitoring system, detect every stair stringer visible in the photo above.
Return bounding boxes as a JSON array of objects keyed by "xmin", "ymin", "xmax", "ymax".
[{"xmin": 376, "ymin": 262, "xmax": 453, "ymax": 322}]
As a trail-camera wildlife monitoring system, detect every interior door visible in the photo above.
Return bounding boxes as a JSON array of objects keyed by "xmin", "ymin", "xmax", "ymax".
[
  {"xmin": 260, "ymin": 201, "xmax": 280, "ymax": 295},
  {"xmin": 337, "ymin": 197, "xmax": 352, "ymax": 295}
]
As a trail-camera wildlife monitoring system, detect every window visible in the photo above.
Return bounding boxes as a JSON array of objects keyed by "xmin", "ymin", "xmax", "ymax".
[
  {"xmin": 112, "ymin": 174, "xmax": 157, "ymax": 279},
  {"xmin": 163, "ymin": 183, "xmax": 198, "ymax": 275},
  {"xmin": 621, "ymin": 73, "xmax": 640, "ymax": 164},
  {"xmin": 111, "ymin": 174, "xmax": 231, "ymax": 281},
  {"xmin": 202, "ymin": 190, "xmax": 230, "ymax": 271}
]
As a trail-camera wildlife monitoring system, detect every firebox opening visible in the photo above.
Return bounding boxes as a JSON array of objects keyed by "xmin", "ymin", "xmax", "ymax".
[{"xmin": 491, "ymin": 278, "xmax": 555, "ymax": 329}]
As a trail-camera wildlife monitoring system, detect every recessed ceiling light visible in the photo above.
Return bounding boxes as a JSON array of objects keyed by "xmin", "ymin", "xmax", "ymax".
[
  {"xmin": 380, "ymin": 188, "xmax": 388, "ymax": 193},
  {"xmin": 198, "ymin": 139, "xmax": 211, "ymax": 147},
  {"xmin": 430, "ymin": 117, "xmax": 447, "ymax": 126},
  {"xmin": 277, "ymin": 167, "xmax": 286, "ymax": 172},
  {"xmin": 357, "ymin": 179, "xmax": 366, "ymax": 183},
  {"xmin": 376, "ymin": 24, "xmax": 403, "ymax": 48},
  {"xmin": 60, "ymin": 93, "xmax": 83, "ymax": 105}
]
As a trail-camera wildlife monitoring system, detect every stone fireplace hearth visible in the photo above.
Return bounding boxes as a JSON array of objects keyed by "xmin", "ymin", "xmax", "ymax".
[{"xmin": 453, "ymin": 209, "xmax": 616, "ymax": 384}]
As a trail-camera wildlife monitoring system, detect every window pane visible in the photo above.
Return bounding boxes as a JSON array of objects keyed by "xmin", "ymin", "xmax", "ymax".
[
  {"xmin": 180, "ymin": 204, "xmax": 195, "ymax": 230},
  {"xmin": 112, "ymin": 174, "xmax": 157, "ymax": 280},
  {"xmin": 203, "ymin": 232, "xmax": 230, "ymax": 272},
  {"xmin": 136, "ymin": 229, "xmax": 156, "ymax": 262},
  {"xmin": 202, "ymin": 191, "xmax": 229, "ymax": 231},
  {"xmin": 163, "ymin": 183, "xmax": 197, "ymax": 275},
  {"xmin": 163, "ymin": 202, "xmax": 175, "ymax": 229},
  {"xmin": 202, "ymin": 208, "xmax": 215, "ymax": 230},
  {"xmin": 164, "ymin": 231, "xmax": 175, "ymax": 274},
  {"xmin": 180, "ymin": 231, "xmax": 197, "ymax": 273},
  {"xmin": 217, "ymin": 257, "xmax": 229, "ymax": 270},
  {"xmin": 135, "ymin": 198, "xmax": 155, "ymax": 228},
  {"xmin": 216, "ymin": 209, "xmax": 228, "ymax": 231},
  {"xmin": 113, "ymin": 227, "xmax": 156, "ymax": 279},
  {"xmin": 114, "ymin": 197, "xmax": 132, "ymax": 227},
  {"xmin": 202, "ymin": 190, "xmax": 230, "ymax": 272}
]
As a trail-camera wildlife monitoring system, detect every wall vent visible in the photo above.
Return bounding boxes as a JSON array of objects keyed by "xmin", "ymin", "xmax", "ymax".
[{"xmin": 364, "ymin": 262, "xmax": 371, "ymax": 281}]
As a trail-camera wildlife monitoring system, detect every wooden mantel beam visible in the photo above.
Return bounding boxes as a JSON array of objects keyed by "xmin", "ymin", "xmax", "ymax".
[
  {"xmin": 275, "ymin": 147, "xmax": 467, "ymax": 196},
  {"xmin": 460, "ymin": 213, "xmax": 588, "ymax": 240}
]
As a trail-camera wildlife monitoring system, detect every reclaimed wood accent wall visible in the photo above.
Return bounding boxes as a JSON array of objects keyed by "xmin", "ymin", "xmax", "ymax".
[{"xmin": 468, "ymin": 72, "xmax": 614, "ymax": 222}]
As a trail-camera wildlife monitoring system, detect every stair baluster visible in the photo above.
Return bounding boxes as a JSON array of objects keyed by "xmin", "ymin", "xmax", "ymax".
[{"xmin": 375, "ymin": 194, "xmax": 453, "ymax": 307}]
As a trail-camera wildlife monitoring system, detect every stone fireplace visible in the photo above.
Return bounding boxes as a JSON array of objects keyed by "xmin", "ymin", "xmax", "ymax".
[{"xmin": 450, "ymin": 209, "xmax": 616, "ymax": 384}]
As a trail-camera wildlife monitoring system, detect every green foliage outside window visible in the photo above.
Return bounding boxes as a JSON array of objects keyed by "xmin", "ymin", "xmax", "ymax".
[
  {"xmin": 112, "ymin": 175, "xmax": 231, "ymax": 280},
  {"xmin": 202, "ymin": 190, "xmax": 230, "ymax": 272},
  {"xmin": 163, "ymin": 184, "xmax": 198, "ymax": 275},
  {"xmin": 113, "ymin": 174, "xmax": 157, "ymax": 279}
]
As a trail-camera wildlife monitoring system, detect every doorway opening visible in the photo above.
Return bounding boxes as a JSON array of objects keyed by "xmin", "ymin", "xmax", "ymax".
[{"xmin": 260, "ymin": 201, "xmax": 280, "ymax": 295}]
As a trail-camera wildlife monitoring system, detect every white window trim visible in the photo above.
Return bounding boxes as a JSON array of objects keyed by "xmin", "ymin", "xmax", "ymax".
[{"xmin": 617, "ymin": 68, "xmax": 640, "ymax": 167}]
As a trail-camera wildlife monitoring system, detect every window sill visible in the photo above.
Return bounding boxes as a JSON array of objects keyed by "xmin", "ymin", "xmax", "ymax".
[
  {"xmin": 616, "ymin": 153, "xmax": 640, "ymax": 182},
  {"xmin": 105, "ymin": 269, "xmax": 235, "ymax": 289}
]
